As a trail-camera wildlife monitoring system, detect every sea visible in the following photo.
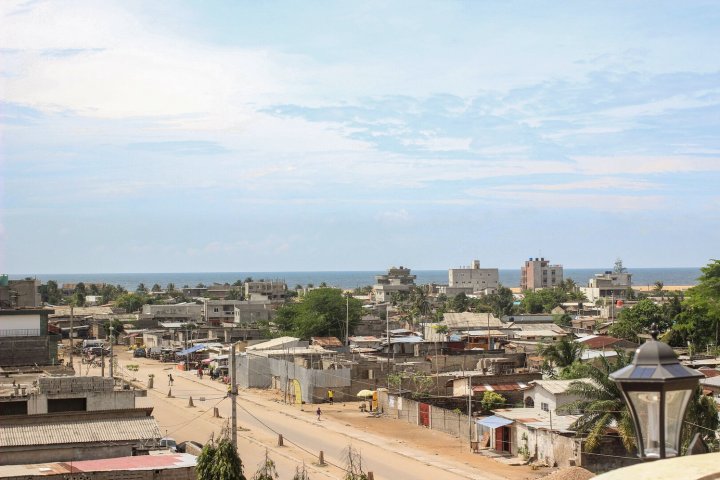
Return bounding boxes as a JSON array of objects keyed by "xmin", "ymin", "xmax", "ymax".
[{"xmin": 8, "ymin": 268, "xmax": 703, "ymax": 291}]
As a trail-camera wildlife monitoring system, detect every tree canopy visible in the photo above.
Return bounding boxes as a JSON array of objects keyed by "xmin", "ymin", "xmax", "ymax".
[{"xmin": 272, "ymin": 288, "xmax": 363, "ymax": 340}]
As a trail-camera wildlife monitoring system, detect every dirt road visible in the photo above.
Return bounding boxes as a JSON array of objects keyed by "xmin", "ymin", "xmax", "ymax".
[{"xmin": 103, "ymin": 350, "xmax": 547, "ymax": 480}]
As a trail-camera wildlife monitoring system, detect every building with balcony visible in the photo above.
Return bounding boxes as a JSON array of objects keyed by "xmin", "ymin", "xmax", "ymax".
[
  {"xmin": 372, "ymin": 266, "xmax": 417, "ymax": 302},
  {"xmin": 580, "ymin": 271, "xmax": 633, "ymax": 303},
  {"xmin": 244, "ymin": 280, "xmax": 288, "ymax": 301},
  {"xmin": 520, "ymin": 257, "xmax": 563, "ymax": 290}
]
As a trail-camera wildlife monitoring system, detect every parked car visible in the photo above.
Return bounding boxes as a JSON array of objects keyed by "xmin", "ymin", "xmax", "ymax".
[
  {"xmin": 159, "ymin": 437, "xmax": 177, "ymax": 452},
  {"xmin": 133, "ymin": 348, "xmax": 146, "ymax": 358}
]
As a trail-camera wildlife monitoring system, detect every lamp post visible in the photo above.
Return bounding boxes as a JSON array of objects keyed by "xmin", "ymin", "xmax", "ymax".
[{"xmin": 609, "ymin": 329, "xmax": 702, "ymax": 460}]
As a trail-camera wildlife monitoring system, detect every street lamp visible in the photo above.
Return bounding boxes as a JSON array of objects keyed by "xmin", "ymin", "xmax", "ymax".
[{"xmin": 609, "ymin": 330, "xmax": 703, "ymax": 460}]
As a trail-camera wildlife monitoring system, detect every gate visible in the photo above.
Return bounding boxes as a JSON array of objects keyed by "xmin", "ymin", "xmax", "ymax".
[{"xmin": 418, "ymin": 402, "xmax": 430, "ymax": 427}]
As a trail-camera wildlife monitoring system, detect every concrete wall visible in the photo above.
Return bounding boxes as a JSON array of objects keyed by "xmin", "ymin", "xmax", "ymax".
[
  {"xmin": 0, "ymin": 314, "xmax": 42, "ymax": 332},
  {"xmin": 377, "ymin": 390, "xmax": 474, "ymax": 441},
  {"xmin": 0, "ymin": 336, "xmax": 59, "ymax": 366},
  {"xmin": 237, "ymin": 354, "xmax": 352, "ymax": 403},
  {"xmin": 0, "ymin": 444, "xmax": 134, "ymax": 466},
  {"xmin": 514, "ymin": 422, "xmax": 580, "ymax": 468}
]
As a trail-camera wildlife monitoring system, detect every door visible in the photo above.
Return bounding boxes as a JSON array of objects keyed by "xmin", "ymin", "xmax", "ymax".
[{"xmin": 418, "ymin": 402, "xmax": 430, "ymax": 427}]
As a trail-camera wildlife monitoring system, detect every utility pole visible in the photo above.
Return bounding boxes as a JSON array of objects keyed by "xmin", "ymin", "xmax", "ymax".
[
  {"xmin": 345, "ymin": 294, "xmax": 350, "ymax": 347},
  {"xmin": 109, "ymin": 320, "xmax": 114, "ymax": 379},
  {"xmin": 230, "ymin": 341, "xmax": 238, "ymax": 449},
  {"xmin": 467, "ymin": 376, "xmax": 473, "ymax": 445},
  {"xmin": 69, "ymin": 304, "xmax": 74, "ymax": 370},
  {"xmin": 386, "ymin": 304, "xmax": 391, "ymax": 390}
]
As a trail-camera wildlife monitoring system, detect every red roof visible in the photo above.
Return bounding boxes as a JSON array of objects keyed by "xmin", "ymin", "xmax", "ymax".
[
  {"xmin": 60, "ymin": 454, "xmax": 195, "ymax": 472},
  {"xmin": 699, "ymin": 367, "xmax": 720, "ymax": 378},
  {"xmin": 578, "ymin": 336, "xmax": 624, "ymax": 349}
]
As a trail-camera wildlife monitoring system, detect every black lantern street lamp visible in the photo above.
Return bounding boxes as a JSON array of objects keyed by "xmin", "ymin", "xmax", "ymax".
[{"xmin": 609, "ymin": 331, "xmax": 703, "ymax": 460}]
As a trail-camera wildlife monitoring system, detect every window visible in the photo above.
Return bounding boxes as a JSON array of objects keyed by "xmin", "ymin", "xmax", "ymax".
[{"xmin": 541, "ymin": 402, "xmax": 550, "ymax": 412}]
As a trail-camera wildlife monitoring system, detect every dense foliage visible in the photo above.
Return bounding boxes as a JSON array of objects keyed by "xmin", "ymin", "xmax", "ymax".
[
  {"xmin": 196, "ymin": 438, "xmax": 246, "ymax": 480},
  {"xmin": 271, "ymin": 288, "xmax": 363, "ymax": 340}
]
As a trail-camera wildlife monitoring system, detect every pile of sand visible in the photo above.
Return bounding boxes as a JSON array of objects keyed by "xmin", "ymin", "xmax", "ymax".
[{"xmin": 540, "ymin": 466, "xmax": 595, "ymax": 480}]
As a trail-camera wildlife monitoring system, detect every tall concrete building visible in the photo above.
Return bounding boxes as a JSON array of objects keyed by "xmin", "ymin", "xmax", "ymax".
[
  {"xmin": 445, "ymin": 260, "xmax": 499, "ymax": 296},
  {"xmin": 520, "ymin": 258, "xmax": 564, "ymax": 290},
  {"xmin": 373, "ymin": 266, "xmax": 417, "ymax": 302}
]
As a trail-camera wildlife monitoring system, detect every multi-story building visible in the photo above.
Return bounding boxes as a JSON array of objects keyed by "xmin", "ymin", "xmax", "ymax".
[
  {"xmin": 520, "ymin": 257, "xmax": 563, "ymax": 290},
  {"xmin": 0, "ymin": 308, "xmax": 59, "ymax": 366},
  {"xmin": 372, "ymin": 266, "xmax": 417, "ymax": 302},
  {"xmin": 580, "ymin": 271, "xmax": 633, "ymax": 303},
  {"xmin": 0, "ymin": 376, "xmax": 160, "ymax": 465},
  {"xmin": 0, "ymin": 277, "xmax": 41, "ymax": 308},
  {"xmin": 443, "ymin": 260, "xmax": 499, "ymax": 296},
  {"xmin": 233, "ymin": 300, "xmax": 275, "ymax": 325},
  {"xmin": 138, "ymin": 303, "xmax": 203, "ymax": 325},
  {"xmin": 202, "ymin": 299, "xmax": 245, "ymax": 325},
  {"xmin": 244, "ymin": 280, "xmax": 288, "ymax": 301}
]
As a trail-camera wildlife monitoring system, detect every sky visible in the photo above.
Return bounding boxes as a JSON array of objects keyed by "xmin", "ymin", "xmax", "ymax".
[{"xmin": 1, "ymin": 1, "xmax": 719, "ymax": 273}]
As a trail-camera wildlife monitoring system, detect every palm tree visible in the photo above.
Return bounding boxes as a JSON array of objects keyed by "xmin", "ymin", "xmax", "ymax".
[
  {"xmin": 537, "ymin": 337, "xmax": 585, "ymax": 368},
  {"xmin": 558, "ymin": 350, "xmax": 635, "ymax": 452}
]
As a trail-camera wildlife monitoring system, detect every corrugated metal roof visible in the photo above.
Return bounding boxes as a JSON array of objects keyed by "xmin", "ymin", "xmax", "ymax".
[
  {"xmin": 529, "ymin": 379, "xmax": 594, "ymax": 395},
  {"xmin": 442, "ymin": 312, "xmax": 503, "ymax": 329},
  {"xmin": 0, "ymin": 416, "xmax": 161, "ymax": 447},
  {"xmin": 70, "ymin": 453, "xmax": 197, "ymax": 472},
  {"xmin": 473, "ymin": 382, "xmax": 528, "ymax": 393},
  {"xmin": 311, "ymin": 337, "xmax": 343, "ymax": 347}
]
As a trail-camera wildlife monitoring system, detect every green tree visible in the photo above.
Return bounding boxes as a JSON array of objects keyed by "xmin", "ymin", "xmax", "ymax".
[
  {"xmin": 74, "ymin": 282, "xmax": 87, "ymax": 295},
  {"xmin": 451, "ymin": 292, "xmax": 469, "ymax": 312},
  {"xmin": 558, "ymin": 350, "xmax": 635, "ymax": 452},
  {"xmin": 227, "ymin": 288, "xmax": 244, "ymax": 301},
  {"xmin": 521, "ymin": 288, "xmax": 567, "ymax": 313},
  {"xmin": 672, "ymin": 260, "xmax": 720, "ymax": 349},
  {"xmin": 166, "ymin": 283, "xmax": 176, "ymax": 292},
  {"xmin": 538, "ymin": 337, "xmax": 585, "ymax": 368},
  {"xmin": 681, "ymin": 387, "xmax": 720, "ymax": 453},
  {"xmin": 274, "ymin": 288, "xmax": 363, "ymax": 340},
  {"xmin": 609, "ymin": 298, "xmax": 666, "ymax": 342},
  {"xmin": 115, "ymin": 293, "xmax": 149, "ymax": 313},
  {"xmin": 487, "ymin": 285, "xmax": 515, "ymax": 318},
  {"xmin": 104, "ymin": 318, "xmax": 125, "ymax": 344},
  {"xmin": 480, "ymin": 391, "xmax": 506, "ymax": 412},
  {"xmin": 71, "ymin": 291, "xmax": 86, "ymax": 307},
  {"xmin": 151, "ymin": 283, "xmax": 162, "ymax": 292},
  {"xmin": 252, "ymin": 449, "xmax": 278, "ymax": 480},
  {"xmin": 136, "ymin": 283, "xmax": 148, "ymax": 294},
  {"xmin": 196, "ymin": 438, "xmax": 246, "ymax": 480},
  {"xmin": 40, "ymin": 280, "xmax": 62, "ymax": 304}
]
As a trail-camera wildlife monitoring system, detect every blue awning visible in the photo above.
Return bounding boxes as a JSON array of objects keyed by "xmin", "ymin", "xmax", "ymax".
[
  {"xmin": 477, "ymin": 415, "xmax": 514, "ymax": 429},
  {"xmin": 176, "ymin": 344, "xmax": 206, "ymax": 356}
]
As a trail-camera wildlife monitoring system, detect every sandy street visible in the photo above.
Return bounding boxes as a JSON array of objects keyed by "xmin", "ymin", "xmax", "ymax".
[{"xmin": 94, "ymin": 349, "xmax": 547, "ymax": 480}]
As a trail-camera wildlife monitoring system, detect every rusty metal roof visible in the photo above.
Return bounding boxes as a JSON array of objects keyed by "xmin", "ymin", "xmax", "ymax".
[
  {"xmin": 311, "ymin": 337, "xmax": 343, "ymax": 347},
  {"xmin": 0, "ymin": 416, "xmax": 161, "ymax": 448}
]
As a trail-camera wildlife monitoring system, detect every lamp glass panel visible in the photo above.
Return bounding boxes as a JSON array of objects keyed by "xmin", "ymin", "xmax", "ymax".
[
  {"xmin": 663, "ymin": 389, "xmax": 692, "ymax": 458},
  {"xmin": 627, "ymin": 390, "xmax": 661, "ymax": 458}
]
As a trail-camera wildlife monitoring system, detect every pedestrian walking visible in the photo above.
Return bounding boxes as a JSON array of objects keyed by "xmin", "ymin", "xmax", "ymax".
[
  {"xmin": 198, "ymin": 367, "xmax": 203, "ymax": 379},
  {"xmin": 316, "ymin": 407, "xmax": 322, "ymax": 421},
  {"xmin": 168, "ymin": 374, "xmax": 174, "ymax": 386},
  {"xmin": 327, "ymin": 389, "xmax": 334, "ymax": 404}
]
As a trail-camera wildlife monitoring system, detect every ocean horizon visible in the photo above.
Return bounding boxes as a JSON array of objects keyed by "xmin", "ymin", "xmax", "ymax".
[{"xmin": 8, "ymin": 267, "xmax": 702, "ymax": 291}]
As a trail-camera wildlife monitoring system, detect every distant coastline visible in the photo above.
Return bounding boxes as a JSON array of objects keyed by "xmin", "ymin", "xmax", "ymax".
[{"xmin": 8, "ymin": 268, "xmax": 702, "ymax": 291}]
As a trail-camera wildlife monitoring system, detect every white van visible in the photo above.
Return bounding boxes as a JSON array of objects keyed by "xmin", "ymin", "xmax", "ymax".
[{"xmin": 82, "ymin": 339, "xmax": 105, "ymax": 350}]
